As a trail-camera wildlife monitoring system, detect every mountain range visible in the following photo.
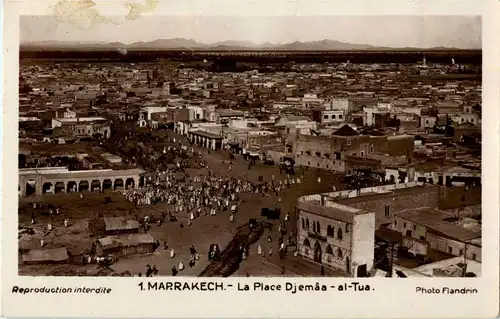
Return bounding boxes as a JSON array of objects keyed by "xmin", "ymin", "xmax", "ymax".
[{"xmin": 20, "ymin": 38, "xmax": 465, "ymax": 51}]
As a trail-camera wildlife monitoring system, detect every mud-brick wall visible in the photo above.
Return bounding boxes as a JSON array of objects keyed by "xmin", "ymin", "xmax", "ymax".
[{"xmin": 339, "ymin": 187, "xmax": 440, "ymax": 228}]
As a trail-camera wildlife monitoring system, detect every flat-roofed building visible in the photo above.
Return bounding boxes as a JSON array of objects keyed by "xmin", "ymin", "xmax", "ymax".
[
  {"xmin": 394, "ymin": 208, "xmax": 481, "ymax": 262},
  {"xmin": 51, "ymin": 117, "xmax": 111, "ymax": 139},
  {"xmin": 297, "ymin": 196, "xmax": 375, "ymax": 277},
  {"xmin": 19, "ymin": 167, "xmax": 145, "ymax": 196}
]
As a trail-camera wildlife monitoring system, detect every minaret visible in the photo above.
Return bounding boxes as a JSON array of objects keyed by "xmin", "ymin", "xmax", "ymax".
[{"xmin": 422, "ymin": 54, "xmax": 427, "ymax": 67}]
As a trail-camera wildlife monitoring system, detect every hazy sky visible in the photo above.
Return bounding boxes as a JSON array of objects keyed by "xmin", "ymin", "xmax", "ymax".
[{"xmin": 21, "ymin": 15, "xmax": 481, "ymax": 48}]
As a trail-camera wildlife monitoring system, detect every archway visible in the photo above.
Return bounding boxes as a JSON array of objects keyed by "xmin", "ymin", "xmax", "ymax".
[
  {"xmin": 66, "ymin": 181, "xmax": 77, "ymax": 193},
  {"xmin": 42, "ymin": 182, "xmax": 54, "ymax": 194},
  {"xmin": 114, "ymin": 178, "xmax": 124, "ymax": 190},
  {"xmin": 125, "ymin": 178, "xmax": 135, "ymax": 190},
  {"xmin": 54, "ymin": 182, "xmax": 66, "ymax": 194},
  {"xmin": 314, "ymin": 241, "xmax": 322, "ymax": 263},
  {"xmin": 91, "ymin": 180, "xmax": 101, "ymax": 192},
  {"xmin": 139, "ymin": 176, "xmax": 145, "ymax": 187},
  {"xmin": 25, "ymin": 180, "xmax": 36, "ymax": 196},
  {"xmin": 102, "ymin": 179, "xmax": 113, "ymax": 191},
  {"xmin": 78, "ymin": 180, "xmax": 89, "ymax": 192}
]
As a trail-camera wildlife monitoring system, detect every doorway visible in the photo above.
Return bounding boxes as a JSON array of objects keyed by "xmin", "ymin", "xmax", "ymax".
[
  {"xmin": 314, "ymin": 242, "xmax": 322, "ymax": 263},
  {"xmin": 357, "ymin": 264, "xmax": 368, "ymax": 277}
]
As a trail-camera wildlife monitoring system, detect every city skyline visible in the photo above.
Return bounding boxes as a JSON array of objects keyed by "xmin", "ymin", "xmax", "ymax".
[{"xmin": 21, "ymin": 15, "xmax": 481, "ymax": 49}]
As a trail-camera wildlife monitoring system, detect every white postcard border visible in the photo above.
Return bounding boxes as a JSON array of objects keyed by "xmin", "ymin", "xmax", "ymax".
[{"xmin": 2, "ymin": 0, "xmax": 499, "ymax": 318}]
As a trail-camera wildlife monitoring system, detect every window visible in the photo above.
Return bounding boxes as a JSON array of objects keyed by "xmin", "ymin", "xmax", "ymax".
[
  {"xmin": 413, "ymin": 225, "xmax": 416, "ymax": 230},
  {"xmin": 345, "ymin": 224, "xmax": 349, "ymax": 233},
  {"xmin": 448, "ymin": 247, "xmax": 453, "ymax": 254},
  {"xmin": 339, "ymin": 114, "xmax": 343, "ymax": 119},
  {"xmin": 305, "ymin": 150, "xmax": 311, "ymax": 156},
  {"xmin": 360, "ymin": 151, "xmax": 364, "ymax": 157},
  {"xmin": 346, "ymin": 139, "xmax": 351, "ymax": 145},
  {"xmin": 327, "ymin": 225, "xmax": 334, "ymax": 237},
  {"xmin": 304, "ymin": 238, "xmax": 311, "ymax": 247},
  {"xmin": 324, "ymin": 153, "xmax": 330, "ymax": 159},
  {"xmin": 315, "ymin": 152, "xmax": 321, "ymax": 157},
  {"xmin": 403, "ymin": 223, "xmax": 407, "ymax": 229},
  {"xmin": 316, "ymin": 221, "xmax": 321, "ymax": 234},
  {"xmin": 420, "ymin": 236, "xmax": 425, "ymax": 240},
  {"xmin": 337, "ymin": 248, "xmax": 343, "ymax": 258},
  {"xmin": 406, "ymin": 230, "xmax": 412, "ymax": 237},
  {"xmin": 326, "ymin": 245, "xmax": 333, "ymax": 255},
  {"xmin": 459, "ymin": 249, "xmax": 463, "ymax": 256},
  {"xmin": 308, "ymin": 161, "xmax": 311, "ymax": 165},
  {"xmin": 370, "ymin": 145, "xmax": 374, "ymax": 153},
  {"xmin": 395, "ymin": 220, "xmax": 398, "ymax": 226},
  {"xmin": 312, "ymin": 221, "xmax": 316, "ymax": 232},
  {"xmin": 305, "ymin": 248, "xmax": 309, "ymax": 255},
  {"xmin": 426, "ymin": 120, "xmax": 429, "ymax": 124},
  {"xmin": 332, "ymin": 114, "xmax": 336, "ymax": 119},
  {"xmin": 323, "ymin": 115, "xmax": 329, "ymax": 119},
  {"xmin": 385, "ymin": 205, "xmax": 390, "ymax": 218},
  {"xmin": 472, "ymin": 253, "xmax": 477, "ymax": 260},
  {"xmin": 337, "ymin": 228, "xmax": 343, "ymax": 240},
  {"xmin": 335, "ymin": 153, "xmax": 341, "ymax": 160},
  {"xmin": 301, "ymin": 218, "xmax": 305, "ymax": 230},
  {"xmin": 306, "ymin": 219, "xmax": 310, "ymax": 230}
]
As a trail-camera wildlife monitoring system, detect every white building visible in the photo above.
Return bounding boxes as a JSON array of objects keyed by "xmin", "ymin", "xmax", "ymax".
[
  {"xmin": 187, "ymin": 105, "xmax": 204, "ymax": 121},
  {"xmin": 296, "ymin": 196, "xmax": 375, "ymax": 277},
  {"xmin": 324, "ymin": 98, "xmax": 349, "ymax": 112},
  {"xmin": 320, "ymin": 110, "xmax": 346, "ymax": 124},
  {"xmin": 138, "ymin": 106, "xmax": 168, "ymax": 127},
  {"xmin": 285, "ymin": 121, "xmax": 318, "ymax": 135}
]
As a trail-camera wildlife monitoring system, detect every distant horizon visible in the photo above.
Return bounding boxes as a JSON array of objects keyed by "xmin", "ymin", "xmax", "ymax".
[
  {"xmin": 20, "ymin": 38, "xmax": 480, "ymax": 50},
  {"xmin": 21, "ymin": 16, "xmax": 482, "ymax": 50}
]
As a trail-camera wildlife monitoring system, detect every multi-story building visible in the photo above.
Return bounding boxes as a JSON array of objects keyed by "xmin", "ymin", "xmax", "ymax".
[
  {"xmin": 290, "ymin": 125, "xmax": 414, "ymax": 172},
  {"xmin": 311, "ymin": 109, "xmax": 346, "ymax": 125},
  {"xmin": 393, "ymin": 208, "xmax": 481, "ymax": 261},
  {"xmin": 297, "ymin": 181, "xmax": 481, "ymax": 277},
  {"xmin": 297, "ymin": 196, "xmax": 375, "ymax": 277},
  {"xmin": 51, "ymin": 117, "xmax": 111, "ymax": 139}
]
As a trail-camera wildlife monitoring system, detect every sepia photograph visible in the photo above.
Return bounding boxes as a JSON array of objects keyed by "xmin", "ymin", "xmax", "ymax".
[
  {"xmin": 3, "ymin": 0, "xmax": 500, "ymax": 317},
  {"xmin": 16, "ymin": 15, "xmax": 484, "ymax": 279}
]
